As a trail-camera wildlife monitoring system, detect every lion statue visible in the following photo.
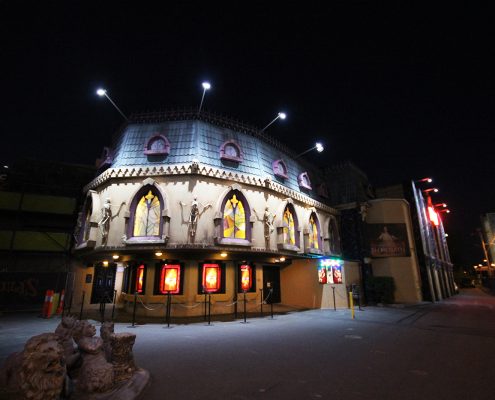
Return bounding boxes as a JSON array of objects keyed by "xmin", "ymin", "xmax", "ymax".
[{"xmin": 0, "ymin": 333, "xmax": 66, "ymax": 400}]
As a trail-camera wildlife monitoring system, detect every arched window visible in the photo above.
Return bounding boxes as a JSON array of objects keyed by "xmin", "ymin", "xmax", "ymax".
[
  {"xmin": 298, "ymin": 172, "xmax": 312, "ymax": 190},
  {"xmin": 283, "ymin": 206, "xmax": 297, "ymax": 245},
  {"xmin": 144, "ymin": 134, "xmax": 170, "ymax": 156},
  {"xmin": 220, "ymin": 140, "xmax": 243, "ymax": 163},
  {"xmin": 272, "ymin": 159, "xmax": 288, "ymax": 179},
  {"xmin": 129, "ymin": 186, "xmax": 163, "ymax": 238},
  {"xmin": 223, "ymin": 191, "xmax": 247, "ymax": 239},
  {"xmin": 308, "ymin": 213, "xmax": 320, "ymax": 249}
]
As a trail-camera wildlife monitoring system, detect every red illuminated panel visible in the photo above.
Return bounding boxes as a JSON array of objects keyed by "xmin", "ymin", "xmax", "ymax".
[
  {"xmin": 136, "ymin": 264, "xmax": 145, "ymax": 293},
  {"xmin": 160, "ymin": 264, "xmax": 181, "ymax": 294},
  {"xmin": 240, "ymin": 265, "xmax": 252, "ymax": 291},
  {"xmin": 318, "ymin": 265, "xmax": 327, "ymax": 284},
  {"xmin": 428, "ymin": 206, "xmax": 439, "ymax": 226},
  {"xmin": 203, "ymin": 264, "xmax": 221, "ymax": 293},
  {"xmin": 332, "ymin": 265, "xmax": 343, "ymax": 284}
]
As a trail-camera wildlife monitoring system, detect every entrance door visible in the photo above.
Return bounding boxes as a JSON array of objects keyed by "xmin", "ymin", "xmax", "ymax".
[
  {"xmin": 91, "ymin": 264, "xmax": 117, "ymax": 304},
  {"xmin": 263, "ymin": 266, "xmax": 281, "ymax": 304}
]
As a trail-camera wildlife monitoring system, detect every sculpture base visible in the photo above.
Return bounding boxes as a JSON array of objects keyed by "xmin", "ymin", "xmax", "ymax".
[{"xmin": 72, "ymin": 368, "xmax": 150, "ymax": 400}]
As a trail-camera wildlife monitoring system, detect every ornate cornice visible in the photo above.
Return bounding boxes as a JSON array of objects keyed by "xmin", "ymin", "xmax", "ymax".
[{"xmin": 83, "ymin": 163, "xmax": 338, "ymax": 214}]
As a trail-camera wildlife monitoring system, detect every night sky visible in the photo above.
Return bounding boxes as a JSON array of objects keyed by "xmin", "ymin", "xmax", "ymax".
[{"xmin": 1, "ymin": 2, "xmax": 493, "ymax": 268}]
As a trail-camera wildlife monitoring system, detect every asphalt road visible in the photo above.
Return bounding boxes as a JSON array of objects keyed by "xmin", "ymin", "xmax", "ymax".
[{"xmin": 1, "ymin": 288, "xmax": 494, "ymax": 400}]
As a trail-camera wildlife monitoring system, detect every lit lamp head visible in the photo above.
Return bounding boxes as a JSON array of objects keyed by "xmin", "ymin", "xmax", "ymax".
[
  {"xmin": 416, "ymin": 177, "xmax": 433, "ymax": 183},
  {"xmin": 96, "ymin": 88, "xmax": 107, "ymax": 97},
  {"xmin": 278, "ymin": 112, "xmax": 287, "ymax": 120},
  {"xmin": 423, "ymin": 188, "xmax": 439, "ymax": 194},
  {"xmin": 315, "ymin": 142, "xmax": 324, "ymax": 152},
  {"xmin": 202, "ymin": 81, "xmax": 211, "ymax": 90}
]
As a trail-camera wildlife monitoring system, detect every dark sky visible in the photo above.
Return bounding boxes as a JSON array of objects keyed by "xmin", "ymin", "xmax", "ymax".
[{"xmin": 1, "ymin": 2, "xmax": 493, "ymax": 268}]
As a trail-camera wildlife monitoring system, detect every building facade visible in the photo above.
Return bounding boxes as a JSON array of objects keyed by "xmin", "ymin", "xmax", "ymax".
[{"xmin": 73, "ymin": 111, "xmax": 358, "ymax": 316}]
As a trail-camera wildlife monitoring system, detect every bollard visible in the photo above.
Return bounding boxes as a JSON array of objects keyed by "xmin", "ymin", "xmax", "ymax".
[
  {"xmin": 79, "ymin": 291, "xmax": 85, "ymax": 320},
  {"xmin": 56, "ymin": 289, "xmax": 65, "ymax": 316},
  {"xmin": 349, "ymin": 291, "xmax": 355, "ymax": 319},
  {"xmin": 332, "ymin": 286, "xmax": 336, "ymax": 311},
  {"xmin": 131, "ymin": 291, "xmax": 138, "ymax": 328}
]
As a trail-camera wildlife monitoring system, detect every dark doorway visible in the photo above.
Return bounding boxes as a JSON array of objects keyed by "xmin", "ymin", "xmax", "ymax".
[
  {"xmin": 263, "ymin": 266, "xmax": 281, "ymax": 304},
  {"xmin": 91, "ymin": 263, "xmax": 117, "ymax": 304}
]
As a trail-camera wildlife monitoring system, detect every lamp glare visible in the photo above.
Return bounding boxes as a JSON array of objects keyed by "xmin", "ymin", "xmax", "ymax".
[
  {"xmin": 202, "ymin": 82, "xmax": 211, "ymax": 90},
  {"xmin": 315, "ymin": 142, "xmax": 324, "ymax": 152},
  {"xmin": 96, "ymin": 88, "xmax": 107, "ymax": 96},
  {"xmin": 278, "ymin": 112, "xmax": 287, "ymax": 120}
]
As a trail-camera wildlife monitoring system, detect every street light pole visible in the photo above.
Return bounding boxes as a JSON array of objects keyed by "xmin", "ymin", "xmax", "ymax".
[
  {"xmin": 261, "ymin": 112, "xmax": 286, "ymax": 132},
  {"xmin": 96, "ymin": 89, "xmax": 129, "ymax": 122},
  {"xmin": 295, "ymin": 142, "xmax": 324, "ymax": 158},
  {"xmin": 198, "ymin": 82, "xmax": 211, "ymax": 114}
]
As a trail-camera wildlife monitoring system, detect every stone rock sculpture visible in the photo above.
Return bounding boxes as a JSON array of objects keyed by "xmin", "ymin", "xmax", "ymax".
[
  {"xmin": 1, "ymin": 318, "xmax": 149, "ymax": 400},
  {"xmin": 0, "ymin": 333, "xmax": 66, "ymax": 400},
  {"xmin": 73, "ymin": 320, "xmax": 114, "ymax": 393}
]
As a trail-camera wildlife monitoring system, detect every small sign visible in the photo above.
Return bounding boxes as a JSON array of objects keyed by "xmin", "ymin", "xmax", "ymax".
[{"xmin": 85, "ymin": 274, "xmax": 92, "ymax": 284}]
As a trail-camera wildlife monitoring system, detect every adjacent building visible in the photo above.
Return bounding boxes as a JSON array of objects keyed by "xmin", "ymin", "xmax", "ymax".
[{"xmin": 0, "ymin": 159, "xmax": 94, "ymax": 311}]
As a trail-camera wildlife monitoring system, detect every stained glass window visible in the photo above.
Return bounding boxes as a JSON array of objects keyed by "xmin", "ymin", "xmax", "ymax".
[
  {"xmin": 223, "ymin": 193, "xmax": 246, "ymax": 239},
  {"xmin": 283, "ymin": 207, "xmax": 296, "ymax": 245},
  {"xmin": 309, "ymin": 213, "xmax": 319, "ymax": 249},
  {"xmin": 133, "ymin": 190, "xmax": 161, "ymax": 237}
]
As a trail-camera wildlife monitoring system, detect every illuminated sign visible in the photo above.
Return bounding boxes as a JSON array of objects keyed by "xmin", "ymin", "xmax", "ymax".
[
  {"xmin": 203, "ymin": 263, "xmax": 221, "ymax": 293},
  {"xmin": 160, "ymin": 264, "xmax": 181, "ymax": 294},
  {"xmin": 240, "ymin": 264, "xmax": 252, "ymax": 292},
  {"xmin": 136, "ymin": 264, "xmax": 145, "ymax": 293},
  {"xmin": 428, "ymin": 206, "xmax": 439, "ymax": 226},
  {"xmin": 318, "ymin": 259, "xmax": 343, "ymax": 284}
]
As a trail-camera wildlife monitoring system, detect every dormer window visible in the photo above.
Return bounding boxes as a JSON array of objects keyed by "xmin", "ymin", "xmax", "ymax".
[
  {"xmin": 272, "ymin": 159, "xmax": 288, "ymax": 179},
  {"xmin": 144, "ymin": 134, "xmax": 170, "ymax": 156},
  {"xmin": 298, "ymin": 172, "xmax": 312, "ymax": 190},
  {"xmin": 220, "ymin": 140, "xmax": 243, "ymax": 163}
]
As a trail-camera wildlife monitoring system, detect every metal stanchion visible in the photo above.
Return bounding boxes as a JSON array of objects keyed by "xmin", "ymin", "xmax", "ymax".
[
  {"xmin": 259, "ymin": 288, "xmax": 264, "ymax": 317},
  {"xmin": 203, "ymin": 288, "xmax": 207, "ymax": 321},
  {"xmin": 79, "ymin": 291, "xmax": 85, "ymax": 320},
  {"xmin": 166, "ymin": 291, "xmax": 172, "ymax": 328},
  {"xmin": 130, "ymin": 291, "xmax": 138, "ymax": 328},
  {"xmin": 207, "ymin": 293, "xmax": 212, "ymax": 326},
  {"xmin": 242, "ymin": 290, "xmax": 247, "ymax": 323},
  {"xmin": 100, "ymin": 296, "xmax": 106, "ymax": 323},
  {"xmin": 68, "ymin": 292, "xmax": 73, "ymax": 316},
  {"xmin": 270, "ymin": 289, "xmax": 274, "ymax": 319},
  {"xmin": 111, "ymin": 290, "xmax": 117, "ymax": 321},
  {"xmin": 332, "ymin": 286, "xmax": 336, "ymax": 311}
]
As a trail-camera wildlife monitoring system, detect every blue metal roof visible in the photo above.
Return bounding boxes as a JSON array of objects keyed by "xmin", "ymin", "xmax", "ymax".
[{"xmin": 111, "ymin": 119, "xmax": 326, "ymax": 201}]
